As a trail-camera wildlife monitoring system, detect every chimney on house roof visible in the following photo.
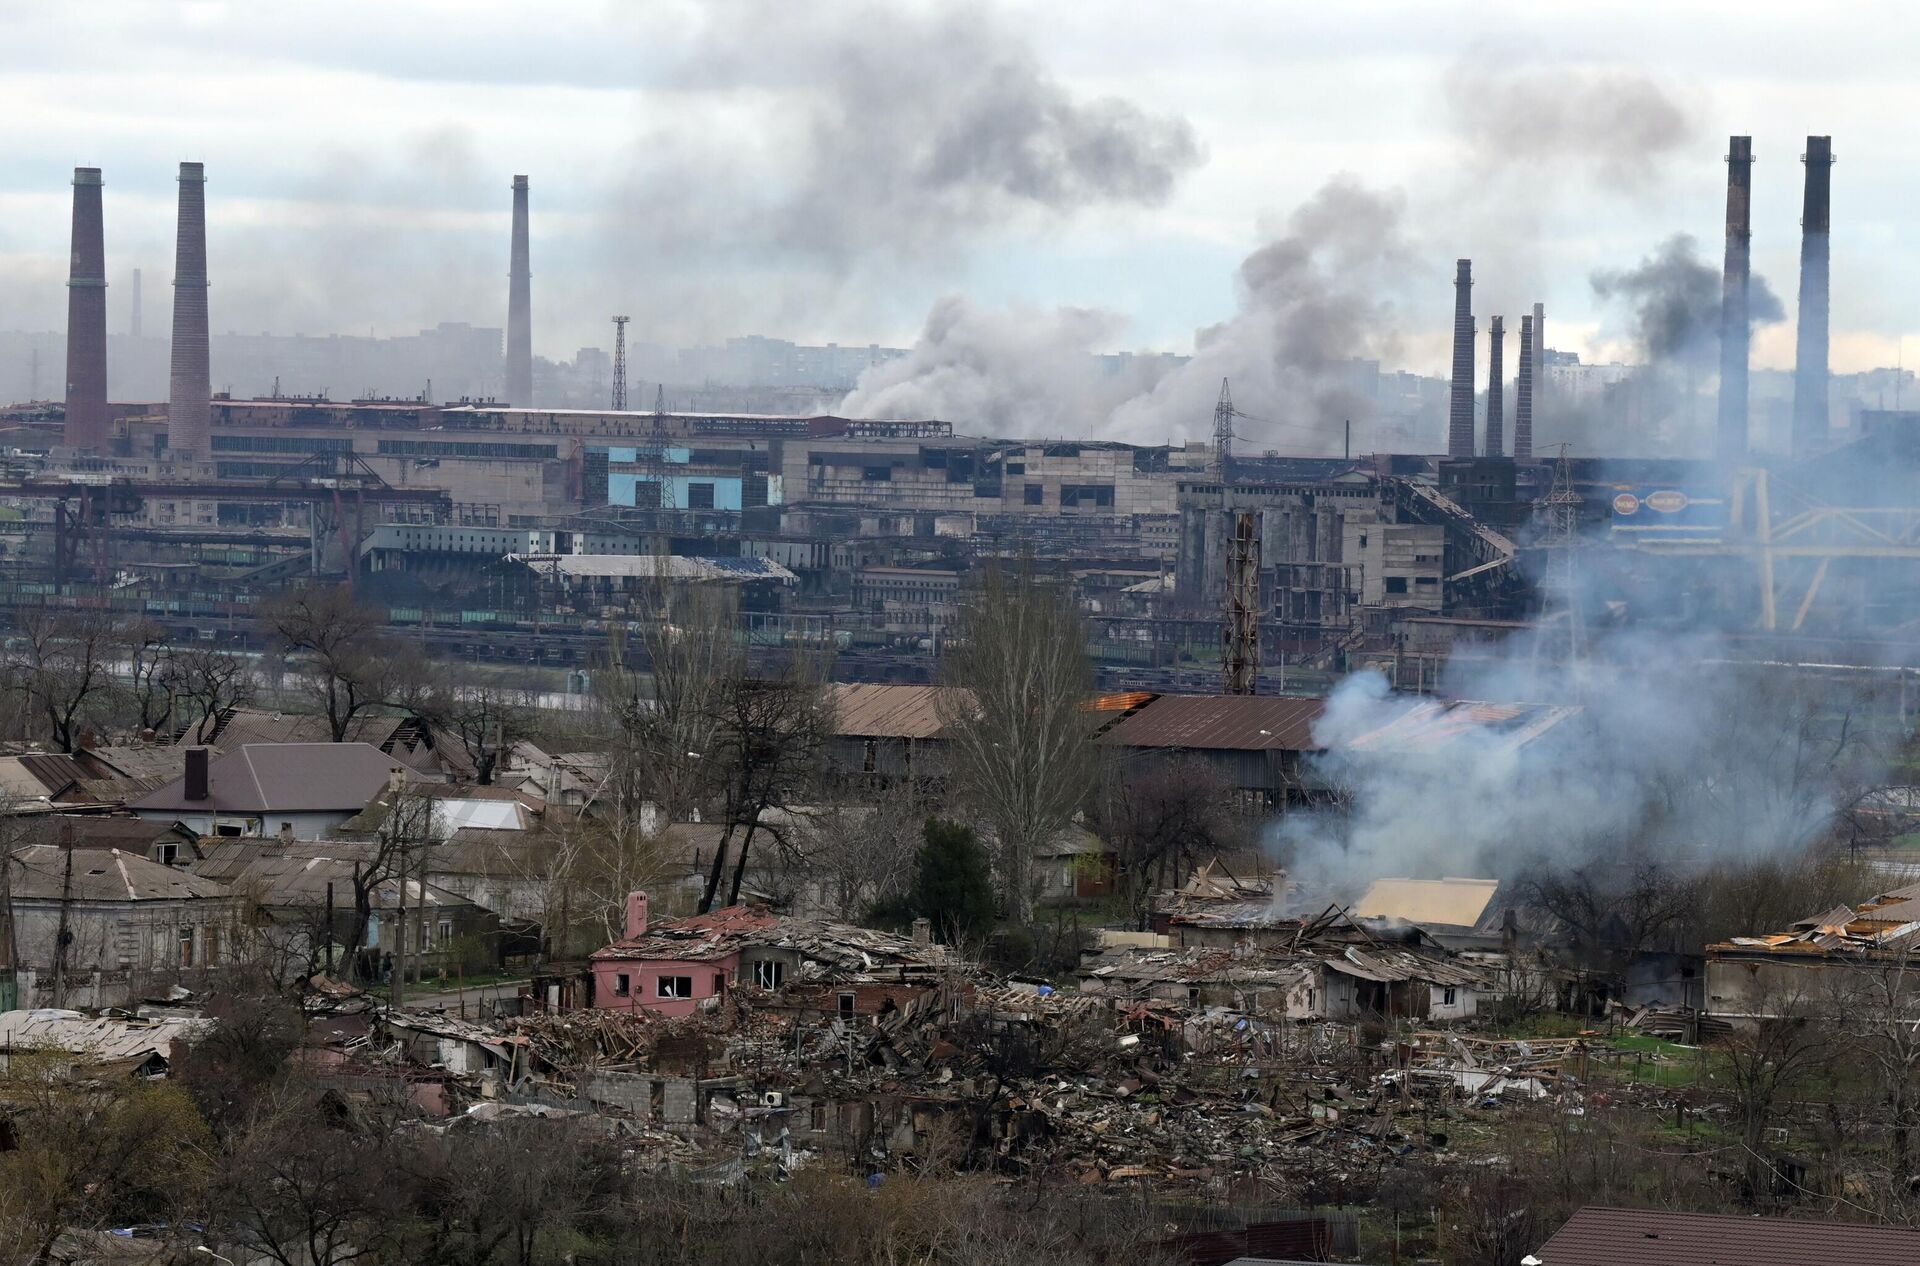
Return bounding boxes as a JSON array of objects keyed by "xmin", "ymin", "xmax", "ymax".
[
  {"xmin": 625, "ymin": 890, "xmax": 650, "ymax": 941},
  {"xmin": 185, "ymin": 747, "xmax": 210, "ymax": 801},
  {"xmin": 912, "ymin": 916, "xmax": 932, "ymax": 946}
]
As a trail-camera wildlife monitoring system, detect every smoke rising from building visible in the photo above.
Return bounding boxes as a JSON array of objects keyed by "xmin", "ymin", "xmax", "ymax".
[
  {"xmin": 1590, "ymin": 234, "xmax": 1784, "ymax": 373},
  {"xmin": 1277, "ymin": 628, "xmax": 1882, "ymax": 898},
  {"xmin": 846, "ymin": 177, "xmax": 1412, "ymax": 445}
]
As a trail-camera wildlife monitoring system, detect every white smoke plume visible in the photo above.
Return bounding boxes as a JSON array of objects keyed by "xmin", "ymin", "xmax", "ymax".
[
  {"xmin": 1277, "ymin": 626, "xmax": 1889, "ymax": 900},
  {"xmin": 837, "ymin": 297, "xmax": 1177, "ymax": 437},
  {"xmin": 846, "ymin": 54, "xmax": 1704, "ymax": 446},
  {"xmin": 844, "ymin": 177, "xmax": 1412, "ymax": 446}
]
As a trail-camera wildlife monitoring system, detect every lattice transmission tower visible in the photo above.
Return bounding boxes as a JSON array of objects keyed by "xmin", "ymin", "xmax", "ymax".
[{"xmin": 610, "ymin": 315, "xmax": 630, "ymax": 411}]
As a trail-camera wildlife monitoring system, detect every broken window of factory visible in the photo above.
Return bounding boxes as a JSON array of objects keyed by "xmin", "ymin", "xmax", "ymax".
[
  {"xmin": 685, "ymin": 481, "xmax": 717, "ymax": 509},
  {"xmin": 613, "ymin": 973, "xmax": 631, "ymax": 998},
  {"xmin": 1024, "ymin": 484, "xmax": 1044, "ymax": 506},
  {"xmin": 1385, "ymin": 577, "xmax": 1408, "ymax": 594},
  {"xmin": 658, "ymin": 975, "xmax": 694, "ymax": 999},
  {"xmin": 752, "ymin": 959, "xmax": 785, "ymax": 989}
]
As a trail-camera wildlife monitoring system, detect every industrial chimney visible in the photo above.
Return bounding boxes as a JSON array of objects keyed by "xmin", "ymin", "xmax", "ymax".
[
  {"xmin": 1515, "ymin": 314, "xmax": 1534, "ymax": 460},
  {"xmin": 1716, "ymin": 136, "xmax": 1754, "ymax": 466},
  {"xmin": 1447, "ymin": 259, "xmax": 1475, "ymax": 458},
  {"xmin": 63, "ymin": 167, "xmax": 110, "ymax": 453},
  {"xmin": 167, "ymin": 161, "xmax": 211, "ymax": 458},
  {"xmin": 130, "ymin": 267, "xmax": 142, "ymax": 338},
  {"xmin": 1486, "ymin": 315, "xmax": 1505, "ymax": 457},
  {"xmin": 1791, "ymin": 136, "xmax": 1833, "ymax": 458},
  {"xmin": 505, "ymin": 175, "xmax": 532, "ymax": 407}
]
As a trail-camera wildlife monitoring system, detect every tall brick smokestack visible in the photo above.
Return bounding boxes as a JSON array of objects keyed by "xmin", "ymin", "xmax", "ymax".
[
  {"xmin": 1716, "ymin": 136, "xmax": 1754, "ymax": 466},
  {"xmin": 506, "ymin": 175, "xmax": 532, "ymax": 407},
  {"xmin": 63, "ymin": 167, "xmax": 109, "ymax": 453},
  {"xmin": 167, "ymin": 161, "xmax": 211, "ymax": 457},
  {"xmin": 130, "ymin": 267, "xmax": 142, "ymax": 337},
  {"xmin": 1791, "ymin": 136, "xmax": 1833, "ymax": 458},
  {"xmin": 1447, "ymin": 259, "xmax": 1474, "ymax": 458},
  {"xmin": 1486, "ymin": 315, "xmax": 1505, "ymax": 457},
  {"xmin": 1515, "ymin": 314, "xmax": 1534, "ymax": 460}
]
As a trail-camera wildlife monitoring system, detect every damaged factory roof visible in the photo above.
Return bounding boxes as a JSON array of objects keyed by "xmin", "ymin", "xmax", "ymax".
[
  {"xmin": 593, "ymin": 905, "xmax": 953, "ymax": 978},
  {"xmin": 1709, "ymin": 880, "xmax": 1920, "ymax": 958}
]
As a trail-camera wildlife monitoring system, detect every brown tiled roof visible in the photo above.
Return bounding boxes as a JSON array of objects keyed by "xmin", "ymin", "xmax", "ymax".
[
  {"xmin": 1099, "ymin": 694, "xmax": 1325, "ymax": 752},
  {"xmin": 1534, "ymin": 1206, "xmax": 1920, "ymax": 1266},
  {"xmin": 129, "ymin": 742, "xmax": 401, "ymax": 815}
]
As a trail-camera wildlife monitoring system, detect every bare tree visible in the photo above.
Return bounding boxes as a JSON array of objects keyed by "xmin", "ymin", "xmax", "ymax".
[
  {"xmin": 262, "ymin": 585, "xmax": 401, "ymax": 742},
  {"xmin": 17, "ymin": 607, "xmax": 125, "ymax": 751},
  {"xmin": 708, "ymin": 655, "xmax": 832, "ymax": 910},
  {"xmin": 1087, "ymin": 755, "xmax": 1240, "ymax": 930},
  {"xmin": 429, "ymin": 676, "xmax": 539, "ymax": 785},
  {"xmin": 170, "ymin": 642, "xmax": 259, "ymax": 744},
  {"xmin": 940, "ymin": 561, "xmax": 1096, "ymax": 924},
  {"xmin": 1717, "ymin": 982, "xmax": 1836, "ymax": 1203},
  {"xmin": 1830, "ymin": 944, "xmax": 1920, "ymax": 1172},
  {"xmin": 125, "ymin": 618, "xmax": 178, "ymax": 736}
]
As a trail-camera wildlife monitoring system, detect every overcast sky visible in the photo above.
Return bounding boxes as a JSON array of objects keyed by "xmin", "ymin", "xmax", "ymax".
[{"xmin": 2, "ymin": 0, "xmax": 1915, "ymax": 379}]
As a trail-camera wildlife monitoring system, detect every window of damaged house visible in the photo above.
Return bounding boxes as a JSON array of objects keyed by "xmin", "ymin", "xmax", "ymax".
[
  {"xmin": 712, "ymin": 973, "xmax": 726, "ymax": 996},
  {"xmin": 178, "ymin": 925, "xmax": 195, "ymax": 968},
  {"xmin": 203, "ymin": 925, "xmax": 219, "ymax": 965},
  {"xmin": 613, "ymin": 973, "xmax": 631, "ymax": 997},
  {"xmin": 1442, "ymin": 986, "xmax": 1458, "ymax": 1006},
  {"xmin": 438, "ymin": 919, "xmax": 453, "ymax": 946},
  {"xmin": 838, "ymin": 991, "xmax": 856, "ymax": 1018},
  {"xmin": 658, "ymin": 975, "xmax": 694, "ymax": 999},
  {"xmin": 753, "ymin": 959, "xmax": 785, "ymax": 989}
]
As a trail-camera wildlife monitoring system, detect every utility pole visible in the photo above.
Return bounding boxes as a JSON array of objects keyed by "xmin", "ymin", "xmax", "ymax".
[
  {"xmin": 611, "ymin": 315, "xmax": 630, "ymax": 411},
  {"xmin": 50, "ymin": 835, "xmax": 74, "ymax": 1008}
]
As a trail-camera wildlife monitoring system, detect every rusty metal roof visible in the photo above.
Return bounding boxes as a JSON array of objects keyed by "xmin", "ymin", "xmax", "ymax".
[
  {"xmin": 1098, "ymin": 694, "xmax": 1326, "ymax": 752},
  {"xmin": 828, "ymin": 683, "xmax": 968, "ymax": 739},
  {"xmin": 1534, "ymin": 1206, "xmax": 1920, "ymax": 1266}
]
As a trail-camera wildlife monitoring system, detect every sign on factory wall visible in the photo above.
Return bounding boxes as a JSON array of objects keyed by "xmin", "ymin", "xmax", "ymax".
[{"xmin": 1609, "ymin": 485, "xmax": 1725, "ymax": 544}]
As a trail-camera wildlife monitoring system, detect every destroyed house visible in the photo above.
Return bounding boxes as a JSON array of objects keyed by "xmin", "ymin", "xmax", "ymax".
[
  {"xmin": 589, "ymin": 891, "xmax": 949, "ymax": 1017},
  {"xmin": 1078, "ymin": 941, "xmax": 1482, "ymax": 1023},
  {"xmin": 1706, "ymin": 881, "xmax": 1920, "ymax": 1019},
  {"xmin": 1530, "ymin": 1205, "xmax": 1920, "ymax": 1266},
  {"xmin": 1133, "ymin": 903, "xmax": 1484, "ymax": 1021}
]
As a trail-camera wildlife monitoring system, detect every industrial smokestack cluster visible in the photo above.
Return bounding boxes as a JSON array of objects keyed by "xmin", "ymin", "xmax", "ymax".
[
  {"xmin": 167, "ymin": 161, "xmax": 211, "ymax": 458},
  {"xmin": 506, "ymin": 175, "xmax": 532, "ymax": 407},
  {"xmin": 63, "ymin": 167, "xmax": 109, "ymax": 453},
  {"xmin": 1446, "ymin": 259, "xmax": 1540, "ymax": 459},
  {"xmin": 1447, "ymin": 260, "xmax": 1475, "ymax": 458},
  {"xmin": 1716, "ymin": 136, "xmax": 1754, "ymax": 464},
  {"xmin": 1792, "ymin": 136, "xmax": 1833, "ymax": 458}
]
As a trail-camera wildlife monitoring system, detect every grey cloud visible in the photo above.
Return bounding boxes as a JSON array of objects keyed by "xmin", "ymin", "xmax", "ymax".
[{"xmin": 1444, "ymin": 50, "xmax": 1696, "ymax": 190}]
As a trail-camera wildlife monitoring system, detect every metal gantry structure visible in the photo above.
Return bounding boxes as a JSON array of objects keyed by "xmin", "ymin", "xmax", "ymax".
[
  {"xmin": 611, "ymin": 315, "xmax": 630, "ymax": 412},
  {"xmin": 1222, "ymin": 510, "xmax": 1261, "ymax": 695},
  {"xmin": 1530, "ymin": 446, "xmax": 1587, "ymax": 679}
]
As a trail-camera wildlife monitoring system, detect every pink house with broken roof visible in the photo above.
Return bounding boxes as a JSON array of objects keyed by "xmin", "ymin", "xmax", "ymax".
[{"xmin": 588, "ymin": 892, "xmax": 773, "ymax": 1017}]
